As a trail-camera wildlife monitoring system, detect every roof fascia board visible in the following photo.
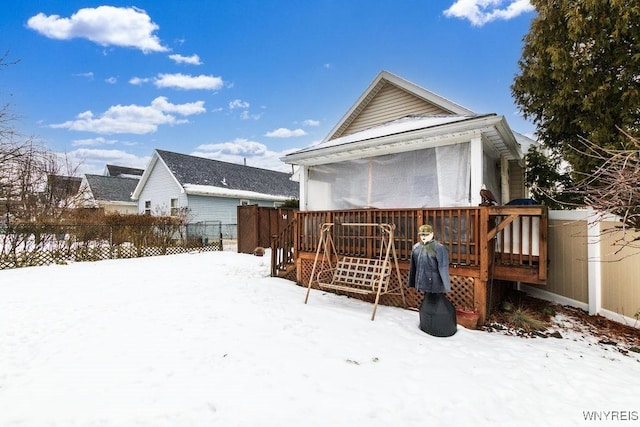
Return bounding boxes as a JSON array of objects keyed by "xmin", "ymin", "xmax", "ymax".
[
  {"xmin": 299, "ymin": 132, "xmax": 479, "ymax": 166},
  {"xmin": 286, "ymin": 115, "xmax": 502, "ymax": 166},
  {"xmin": 493, "ymin": 117, "xmax": 523, "ymax": 159},
  {"xmin": 131, "ymin": 154, "xmax": 158, "ymax": 200},
  {"xmin": 99, "ymin": 201, "xmax": 137, "ymax": 206},
  {"xmin": 154, "ymin": 151, "xmax": 186, "ymax": 193},
  {"xmin": 184, "ymin": 187, "xmax": 291, "ymax": 202},
  {"xmin": 131, "ymin": 150, "xmax": 185, "ymax": 199}
]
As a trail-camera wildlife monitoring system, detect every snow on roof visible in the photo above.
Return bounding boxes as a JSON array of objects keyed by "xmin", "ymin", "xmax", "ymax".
[
  {"xmin": 295, "ymin": 115, "xmax": 477, "ymax": 154},
  {"xmin": 183, "ymin": 184, "xmax": 294, "ymax": 201}
]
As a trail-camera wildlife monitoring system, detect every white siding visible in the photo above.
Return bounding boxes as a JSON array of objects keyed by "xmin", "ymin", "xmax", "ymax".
[
  {"xmin": 342, "ymin": 83, "xmax": 450, "ymax": 137},
  {"xmin": 508, "ymin": 160, "xmax": 525, "ymax": 200},
  {"xmin": 187, "ymin": 195, "xmax": 278, "ymax": 238},
  {"xmin": 136, "ymin": 162, "xmax": 186, "ymax": 215},
  {"xmin": 187, "ymin": 195, "xmax": 239, "ymax": 224},
  {"xmin": 187, "ymin": 195, "xmax": 276, "ymax": 223}
]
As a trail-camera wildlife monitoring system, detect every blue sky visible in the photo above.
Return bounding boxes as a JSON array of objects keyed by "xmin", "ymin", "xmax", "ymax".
[{"xmin": 0, "ymin": 0, "xmax": 536, "ymax": 175}]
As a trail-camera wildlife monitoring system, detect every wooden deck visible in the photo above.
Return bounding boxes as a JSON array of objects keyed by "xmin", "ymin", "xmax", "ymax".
[{"xmin": 271, "ymin": 206, "xmax": 548, "ymax": 323}]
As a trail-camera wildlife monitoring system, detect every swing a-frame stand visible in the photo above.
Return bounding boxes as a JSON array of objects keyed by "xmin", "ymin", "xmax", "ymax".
[{"xmin": 304, "ymin": 222, "xmax": 406, "ymax": 320}]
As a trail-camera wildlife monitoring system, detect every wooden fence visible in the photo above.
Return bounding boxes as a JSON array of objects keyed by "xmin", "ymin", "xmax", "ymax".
[{"xmin": 237, "ymin": 205, "xmax": 296, "ymax": 254}]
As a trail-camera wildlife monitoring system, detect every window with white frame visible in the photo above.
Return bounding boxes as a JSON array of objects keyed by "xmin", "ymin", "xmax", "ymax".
[
  {"xmin": 144, "ymin": 200, "xmax": 151, "ymax": 215},
  {"xmin": 170, "ymin": 198, "xmax": 179, "ymax": 216},
  {"xmin": 240, "ymin": 199, "xmax": 250, "ymax": 206}
]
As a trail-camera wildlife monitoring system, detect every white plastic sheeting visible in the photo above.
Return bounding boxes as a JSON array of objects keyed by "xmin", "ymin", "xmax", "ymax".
[{"xmin": 306, "ymin": 142, "xmax": 471, "ymax": 210}]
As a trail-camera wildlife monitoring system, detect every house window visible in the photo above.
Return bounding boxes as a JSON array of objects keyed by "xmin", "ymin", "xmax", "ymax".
[
  {"xmin": 240, "ymin": 199, "xmax": 250, "ymax": 206},
  {"xmin": 144, "ymin": 200, "xmax": 151, "ymax": 215},
  {"xmin": 170, "ymin": 198, "xmax": 179, "ymax": 216}
]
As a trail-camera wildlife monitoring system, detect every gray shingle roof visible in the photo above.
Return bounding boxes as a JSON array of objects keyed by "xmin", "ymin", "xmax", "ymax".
[
  {"xmin": 85, "ymin": 175, "xmax": 140, "ymax": 202},
  {"xmin": 156, "ymin": 150, "xmax": 298, "ymax": 198},
  {"xmin": 105, "ymin": 164, "xmax": 144, "ymax": 177}
]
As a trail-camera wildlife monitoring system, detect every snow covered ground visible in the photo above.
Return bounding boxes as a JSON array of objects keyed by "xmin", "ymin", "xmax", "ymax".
[{"xmin": 1, "ymin": 249, "xmax": 639, "ymax": 426}]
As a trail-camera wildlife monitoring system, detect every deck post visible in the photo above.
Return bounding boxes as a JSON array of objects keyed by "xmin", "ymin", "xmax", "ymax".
[
  {"xmin": 474, "ymin": 277, "xmax": 487, "ymax": 325},
  {"xmin": 479, "ymin": 207, "xmax": 490, "ymax": 283},
  {"xmin": 538, "ymin": 207, "xmax": 548, "ymax": 281},
  {"xmin": 478, "ymin": 206, "xmax": 490, "ymax": 323}
]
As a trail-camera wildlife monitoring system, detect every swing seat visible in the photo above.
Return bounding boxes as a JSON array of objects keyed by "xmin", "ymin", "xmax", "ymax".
[
  {"xmin": 317, "ymin": 256, "xmax": 391, "ymax": 295},
  {"xmin": 305, "ymin": 222, "xmax": 406, "ymax": 321}
]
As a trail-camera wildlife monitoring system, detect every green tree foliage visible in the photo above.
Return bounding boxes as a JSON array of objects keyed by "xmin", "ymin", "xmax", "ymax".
[
  {"xmin": 512, "ymin": 0, "xmax": 640, "ymax": 175},
  {"xmin": 524, "ymin": 145, "xmax": 576, "ymax": 209}
]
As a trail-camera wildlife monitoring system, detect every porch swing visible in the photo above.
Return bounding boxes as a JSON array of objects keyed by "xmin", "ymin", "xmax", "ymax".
[{"xmin": 304, "ymin": 222, "xmax": 406, "ymax": 320}]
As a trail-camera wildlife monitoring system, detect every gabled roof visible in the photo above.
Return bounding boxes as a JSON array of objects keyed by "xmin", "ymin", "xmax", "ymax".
[
  {"xmin": 132, "ymin": 150, "xmax": 298, "ymax": 201},
  {"xmin": 325, "ymin": 70, "xmax": 476, "ymax": 141},
  {"xmin": 283, "ymin": 71, "xmax": 524, "ymax": 166},
  {"xmin": 84, "ymin": 175, "xmax": 139, "ymax": 203},
  {"xmin": 47, "ymin": 175, "xmax": 82, "ymax": 198},
  {"xmin": 104, "ymin": 164, "xmax": 144, "ymax": 177}
]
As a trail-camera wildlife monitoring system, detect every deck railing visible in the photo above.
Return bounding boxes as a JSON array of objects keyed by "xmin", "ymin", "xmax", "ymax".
[
  {"xmin": 293, "ymin": 206, "xmax": 548, "ymax": 284},
  {"xmin": 296, "ymin": 208, "xmax": 482, "ymax": 266},
  {"xmin": 270, "ymin": 218, "xmax": 297, "ymax": 278}
]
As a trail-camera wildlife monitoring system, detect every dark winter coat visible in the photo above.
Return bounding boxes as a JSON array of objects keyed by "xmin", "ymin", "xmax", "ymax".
[{"xmin": 408, "ymin": 240, "xmax": 451, "ymax": 293}]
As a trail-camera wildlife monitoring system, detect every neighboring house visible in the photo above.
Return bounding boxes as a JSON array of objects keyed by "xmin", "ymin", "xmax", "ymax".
[
  {"xmin": 104, "ymin": 164, "xmax": 144, "ymax": 178},
  {"xmin": 78, "ymin": 174, "xmax": 140, "ymax": 214},
  {"xmin": 46, "ymin": 175, "xmax": 83, "ymax": 205},
  {"xmin": 131, "ymin": 149, "xmax": 299, "ymax": 238},
  {"xmin": 282, "ymin": 70, "xmax": 536, "ymax": 211}
]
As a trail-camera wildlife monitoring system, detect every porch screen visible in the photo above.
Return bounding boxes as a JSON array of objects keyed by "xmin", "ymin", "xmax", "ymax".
[{"xmin": 307, "ymin": 142, "xmax": 470, "ymax": 210}]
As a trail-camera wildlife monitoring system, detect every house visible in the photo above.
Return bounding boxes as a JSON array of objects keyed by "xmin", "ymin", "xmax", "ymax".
[
  {"xmin": 276, "ymin": 71, "xmax": 546, "ymax": 323},
  {"xmin": 131, "ymin": 149, "xmax": 298, "ymax": 238},
  {"xmin": 77, "ymin": 174, "xmax": 140, "ymax": 214},
  {"xmin": 104, "ymin": 164, "xmax": 144, "ymax": 178},
  {"xmin": 46, "ymin": 174, "xmax": 83, "ymax": 205},
  {"xmin": 283, "ymin": 70, "xmax": 535, "ymax": 211}
]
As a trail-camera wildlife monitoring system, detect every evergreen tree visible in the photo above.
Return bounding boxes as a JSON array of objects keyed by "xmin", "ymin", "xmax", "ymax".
[{"xmin": 512, "ymin": 0, "xmax": 640, "ymax": 175}]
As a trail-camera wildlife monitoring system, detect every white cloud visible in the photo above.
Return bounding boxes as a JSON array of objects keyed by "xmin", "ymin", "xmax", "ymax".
[
  {"xmin": 72, "ymin": 137, "xmax": 117, "ymax": 146},
  {"xmin": 51, "ymin": 96, "xmax": 206, "ymax": 134},
  {"xmin": 194, "ymin": 138, "xmax": 296, "ymax": 172},
  {"xmin": 265, "ymin": 128, "xmax": 307, "ymax": 138},
  {"xmin": 168, "ymin": 53, "xmax": 202, "ymax": 65},
  {"xmin": 197, "ymin": 139, "xmax": 267, "ymax": 157},
  {"xmin": 240, "ymin": 111, "xmax": 262, "ymax": 121},
  {"xmin": 27, "ymin": 6, "xmax": 167, "ymax": 53},
  {"xmin": 61, "ymin": 148, "xmax": 151, "ymax": 176},
  {"xmin": 444, "ymin": 0, "xmax": 534, "ymax": 26},
  {"xmin": 303, "ymin": 119, "xmax": 320, "ymax": 127},
  {"xmin": 229, "ymin": 99, "xmax": 250, "ymax": 110},
  {"xmin": 74, "ymin": 72, "xmax": 94, "ymax": 80},
  {"xmin": 105, "ymin": 77, "xmax": 117, "ymax": 84},
  {"xmin": 154, "ymin": 73, "xmax": 224, "ymax": 90},
  {"xmin": 129, "ymin": 77, "xmax": 151, "ymax": 85}
]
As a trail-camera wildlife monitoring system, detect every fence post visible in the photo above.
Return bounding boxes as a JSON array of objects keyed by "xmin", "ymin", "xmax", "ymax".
[{"xmin": 586, "ymin": 210, "xmax": 602, "ymax": 315}]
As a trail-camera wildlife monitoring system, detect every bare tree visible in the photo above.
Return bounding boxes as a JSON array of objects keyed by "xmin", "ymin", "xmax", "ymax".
[
  {"xmin": 1, "ymin": 52, "xmax": 83, "ymax": 261},
  {"xmin": 569, "ymin": 130, "xmax": 640, "ymax": 252}
]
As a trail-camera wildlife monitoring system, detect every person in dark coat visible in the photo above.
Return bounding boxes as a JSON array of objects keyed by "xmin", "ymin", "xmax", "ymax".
[
  {"xmin": 408, "ymin": 224, "xmax": 451, "ymax": 293},
  {"xmin": 408, "ymin": 224, "xmax": 456, "ymax": 337}
]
